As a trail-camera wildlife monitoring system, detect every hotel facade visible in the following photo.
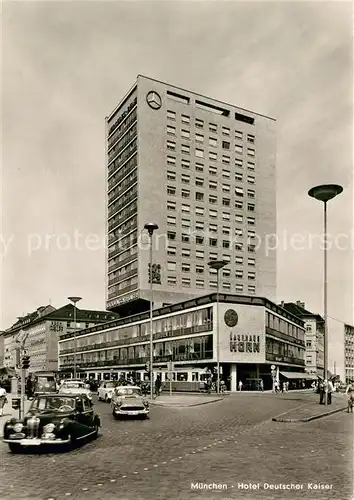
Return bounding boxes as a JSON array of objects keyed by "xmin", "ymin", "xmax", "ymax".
[
  {"xmin": 58, "ymin": 294, "xmax": 307, "ymax": 391},
  {"xmin": 106, "ymin": 76, "xmax": 276, "ymax": 317}
]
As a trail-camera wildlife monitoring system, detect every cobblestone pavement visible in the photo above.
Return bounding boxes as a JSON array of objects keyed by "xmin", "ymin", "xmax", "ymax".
[{"xmin": 0, "ymin": 392, "xmax": 352, "ymax": 500}]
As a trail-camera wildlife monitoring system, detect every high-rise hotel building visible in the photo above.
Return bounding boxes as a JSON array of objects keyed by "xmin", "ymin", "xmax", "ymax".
[{"xmin": 106, "ymin": 75, "xmax": 276, "ymax": 315}]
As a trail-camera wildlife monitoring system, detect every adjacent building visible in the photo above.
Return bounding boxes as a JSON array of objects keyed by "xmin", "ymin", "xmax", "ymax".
[
  {"xmin": 106, "ymin": 75, "xmax": 277, "ymax": 317},
  {"xmin": 280, "ymin": 301, "xmax": 324, "ymax": 378},
  {"xmin": 58, "ymin": 293, "xmax": 307, "ymax": 391},
  {"xmin": 0, "ymin": 305, "xmax": 119, "ymax": 374},
  {"xmin": 344, "ymin": 323, "xmax": 354, "ymax": 383}
]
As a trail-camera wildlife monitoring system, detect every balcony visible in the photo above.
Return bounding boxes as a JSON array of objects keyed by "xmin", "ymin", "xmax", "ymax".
[
  {"xmin": 108, "ymin": 141, "xmax": 137, "ymax": 178},
  {"xmin": 108, "ymin": 191, "xmax": 138, "ymax": 218},
  {"xmin": 108, "ymin": 206, "xmax": 138, "ymax": 233},
  {"xmin": 108, "ymin": 268, "xmax": 138, "ymax": 286},
  {"xmin": 108, "ymin": 253, "xmax": 138, "ymax": 273}
]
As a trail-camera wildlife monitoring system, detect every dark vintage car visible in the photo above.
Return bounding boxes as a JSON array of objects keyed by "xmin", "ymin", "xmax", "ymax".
[
  {"xmin": 3, "ymin": 394, "xmax": 100, "ymax": 453},
  {"xmin": 111, "ymin": 386, "xmax": 149, "ymax": 419}
]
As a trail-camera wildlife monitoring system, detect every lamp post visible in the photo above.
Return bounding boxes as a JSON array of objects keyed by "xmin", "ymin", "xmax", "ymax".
[
  {"xmin": 308, "ymin": 184, "xmax": 343, "ymax": 406},
  {"xmin": 68, "ymin": 296, "xmax": 82, "ymax": 379},
  {"xmin": 144, "ymin": 222, "xmax": 159, "ymax": 401},
  {"xmin": 208, "ymin": 260, "xmax": 228, "ymax": 394}
]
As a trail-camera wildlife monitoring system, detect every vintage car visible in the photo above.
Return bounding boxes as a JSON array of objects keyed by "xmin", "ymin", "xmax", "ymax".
[
  {"xmin": 34, "ymin": 372, "xmax": 58, "ymax": 395},
  {"xmin": 111, "ymin": 386, "xmax": 149, "ymax": 419},
  {"xmin": 59, "ymin": 380, "xmax": 92, "ymax": 400},
  {"xmin": 3, "ymin": 394, "xmax": 100, "ymax": 453},
  {"xmin": 98, "ymin": 381, "xmax": 117, "ymax": 402}
]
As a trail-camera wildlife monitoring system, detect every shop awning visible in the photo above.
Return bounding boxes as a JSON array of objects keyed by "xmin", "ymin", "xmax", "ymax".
[{"xmin": 279, "ymin": 371, "xmax": 317, "ymax": 380}]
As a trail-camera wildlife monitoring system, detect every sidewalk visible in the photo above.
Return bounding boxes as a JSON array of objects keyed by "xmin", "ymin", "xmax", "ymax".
[
  {"xmin": 150, "ymin": 394, "xmax": 224, "ymax": 407},
  {"xmin": 272, "ymin": 393, "xmax": 348, "ymax": 422},
  {"xmin": 0, "ymin": 395, "xmax": 31, "ymax": 436}
]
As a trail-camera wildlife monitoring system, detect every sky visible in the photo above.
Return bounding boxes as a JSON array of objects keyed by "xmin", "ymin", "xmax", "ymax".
[{"xmin": 1, "ymin": 0, "xmax": 353, "ymax": 331}]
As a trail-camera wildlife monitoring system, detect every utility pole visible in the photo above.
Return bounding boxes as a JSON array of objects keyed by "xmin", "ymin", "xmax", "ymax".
[{"xmin": 16, "ymin": 329, "xmax": 29, "ymax": 419}]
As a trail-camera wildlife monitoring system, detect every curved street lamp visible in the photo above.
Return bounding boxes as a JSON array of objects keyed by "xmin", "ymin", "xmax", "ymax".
[
  {"xmin": 308, "ymin": 184, "xmax": 343, "ymax": 405},
  {"xmin": 208, "ymin": 260, "xmax": 228, "ymax": 394},
  {"xmin": 68, "ymin": 296, "xmax": 82, "ymax": 379},
  {"xmin": 144, "ymin": 222, "xmax": 159, "ymax": 401}
]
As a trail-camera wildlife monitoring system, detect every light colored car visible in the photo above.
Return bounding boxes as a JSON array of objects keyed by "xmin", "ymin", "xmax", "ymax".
[
  {"xmin": 58, "ymin": 380, "xmax": 92, "ymax": 400},
  {"xmin": 111, "ymin": 386, "xmax": 149, "ymax": 419},
  {"xmin": 98, "ymin": 381, "xmax": 117, "ymax": 402}
]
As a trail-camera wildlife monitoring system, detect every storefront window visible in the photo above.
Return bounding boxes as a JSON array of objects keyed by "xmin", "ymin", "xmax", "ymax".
[{"xmin": 176, "ymin": 372, "xmax": 188, "ymax": 381}]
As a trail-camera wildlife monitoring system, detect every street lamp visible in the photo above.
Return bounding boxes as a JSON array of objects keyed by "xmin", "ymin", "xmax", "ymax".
[
  {"xmin": 144, "ymin": 222, "xmax": 159, "ymax": 401},
  {"xmin": 308, "ymin": 184, "xmax": 343, "ymax": 406},
  {"xmin": 68, "ymin": 296, "xmax": 82, "ymax": 379},
  {"xmin": 208, "ymin": 260, "xmax": 228, "ymax": 394}
]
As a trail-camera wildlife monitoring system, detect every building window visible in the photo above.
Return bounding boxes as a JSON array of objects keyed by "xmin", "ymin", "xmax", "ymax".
[
  {"xmin": 167, "ymin": 231, "xmax": 176, "ymax": 241},
  {"xmin": 247, "ymin": 203, "xmax": 255, "ymax": 212},
  {"xmin": 235, "ymin": 158, "xmax": 243, "ymax": 168},
  {"xmin": 209, "ymin": 223, "xmax": 218, "ymax": 233},
  {"xmin": 182, "ymin": 248, "xmax": 191, "ymax": 258},
  {"xmin": 181, "ymin": 189, "xmax": 190, "ymax": 198},
  {"xmin": 235, "ymin": 242, "xmax": 243, "ymax": 251},
  {"xmin": 181, "ymin": 158, "xmax": 190, "ymax": 169},
  {"xmin": 196, "ymin": 236, "xmax": 204, "ymax": 245},
  {"xmin": 196, "ymin": 250, "xmax": 204, "ymax": 259},
  {"xmin": 209, "ymin": 180, "xmax": 217, "ymax": 190},
  {"xmin": 182, "ymin": 233, "xmax": 190, "ymax": 243},
  {"xmin": 167, "ymin": 200, "xmax": 176, "ymax": 211},
  {"xmin": 196, "ymin": 279, "xmax": 204, "ymax": 288},
  {"xmin": 196, "ymin": 265, "xmax": 204, "ymax": 274},
  {"xmin": 223, "ymin": 240, "xmax": 230, "ymax": 248},
  {"xmin": 209, "ymin": 280, "xmax": 218, "ymax": 289},
  {"xmin": 248, "ymin": 148, "xmax": 255, "ymax": 157},
  {"xmin": 235, "ymin": 201, "xmax": 243, "ymax": 210},
  {"xmin": 235, "ymin": 284, "xmax": 243, "ymax": 292},
  {"xmin": 181, "ymin": 144, "xmax": 190, "ymax": 155},
  {"xmin": 209, "ymin": 238, "xmax": 217, "ymax": 247},
  {"xmin": 248, "ymin": 244, "xmax": 256, "ymax": 253},
  {"xmin": 181, "ymin": 114, "xmax": 190, "ymax": 124},
  {"xmin": 247, "ymin": 175, "xmax": 255, "ymax": 184},
  {"xmin": 167, "ymin": 186, "xmax": 176, "ymax": 196},
  {"xmin": 248, "ymin": 271, "xmax": 256, "ymax": 280},
  {"xmin": 235, "ymin": 145, "xmax": 243, "ymax": 155},
  {"xmin": 235, "ymin": 187, "xmax": 244, "ymax": 197},
  {"xmin": 222, "ymin": 169, "xmax": 231, "ymax": 179},
  {"xmin": 195, "ymin": 118, "xmax": 204, "ymax": 128},
  {"xmin": 167, "ymin": 276, "xmax": 177, "ymax": 286},
  {"xmin": 181, "ymin": 277, "xmax": 191, "ymax": 287},
  {"xmin": 181, "ymin": 204, "xmax": 190, "ymax": 213},
  {"xmin": 196, "ymin": 148, "xmax": 204, "ymax": 158},
  {"xmin": 196, "ymin": 221, "xmax": 204, "ymax": 231},
  {"xmin": 235, "ymin": 256, "xmax": 243, "ymax": 264},
  {"xmin": 248, "ymin": 285, "xmax": 256, "ymax": 293},
  {"xmin": 222, "ymin": 212, "xmax": 231, "ymax": 221},
  {"xmin": 235, "ymin": 173, "xmax": 243, "ymax": 182},
  {"xmin": 235, "ymin": 130, "xmax": 243, "ymax": 140},
  {"xmin": 167, "ymin": 110, "xmax": 176, "ymax": 120},
  {"xmin": 196, "ymin": 192, "xmax": 204, "ymax": 201},
  {"xmin": 235, "ymin": 227, "xmax": 243, "ymax": 237},
  {"xmin": 222, "ymin": 141, "xmax": 230, "ymax": 150},
  {"xmin": 209, "ymin": 123, "xmax": 217, "ymax": 132},
  {"xmin": 167, "ymin": 156, "xmax": 176, "ymax": 166},
  {"xmin": 196, "ymin": 206, "xmax": 204, "ymax": 216},
  {"xmin": 247, "ymin": 216, "xmax": 255, "ymax": 225},
  {"xmin": 222, "ymin": 254, "xmax": 231, "ymax": 263},
  {"xmin": 181, "ymin": 129, "xmax": 190, "ymax": 139},
  {"xmin": 209, "ymin": 209, "xmax": 218, "ymax": 218},
  {"xmin": 195, "ymin": 133, "xmax": 204, "ymax": 143},
  {"xmin": 223, "ymin": 268, "xmax": 231, "ymax": 277},
  {"xmin": 195, "ymin": 177, "xmax": 204, "ymax": 187},
  {"xmin": 248, "ymin": 230, "xmax": 256, "ymax": 240},
  {"xmin": 209, "ymin": 252, "xmax": 218, "ymax": 260},
  {"xmin": 182, "ymin": 263, "xmax": 191, "ymax": 273},
  {"xmin": 248, "ymin": 257, "xmax": 256, "ymax": 267},
  {"xmin": 167, "ymin": 125, "xmax": 176, "ymax": 135},
  {"xmin": 248, "ymin": 161, "xmax": 255, "ymax": 171},
  {"xmin": 209, "ymin": 151, "xmax": 217, "ymax": 161},
  {"xmin": 247, "ymin": 134, "xmax": 255, "ymax": 143},
  {"xmin": 167, "ymin": 140, "xmax": 176, "ymax": 151},
  {"xmin": 222, "ymin": 226, "xmax": 230, "ymax": 235},
  {"xmin": 167, "ymin": 216, "xmax": 176, "ymax": 225},
  {"xmin": 223, "ymin": 283, "xmax": 231, "ymax": 291},
  {"xmin": 209, "ymin": 137, "xmax": 217, "ymax": 148},
  {"xmin": 181, "ymin": 218, "xmax": 190, "ymax": 228},
  {"xmin": 167, "ymin": 261, "xmax": 177, "ymax": 271},
  {"xmin": 222, "ymin": 198, "xmax": 230, "ymax": 207},
  {"xmin": 235, "ymin": 214, "xmax": 243, "ymax": 223},
  {"xmin": 195, "ymin": 162, "xmax": 204, "ymax": 172},
  {"xmin": 248, "ymin": 189, "xmax": 255, "ymax": 199},
  {"xmin": 167, "ymin": 246, "xmax": 176, "ymax": 256},
  {"xmin": 222, "ymin": 184, "xmax": 231, "ymax": 193},
  {"xmin": 222, "ymin": 126, "xmax": 230, "ymax": 136},
  {"xmin": 167, "ymin": 170, "xmax": 176, "ymax": 181},
  {"xmin": 306, "ymin": 340, "xmax": 312, "ymax": 348},
  {"xmin": 181, "ymin": 174, "xmax": 190, "ymax": 184},
  {"xmin": 209, "ymin": 165, "xmax": 217, "ymax": 175},
  {"xmin": 222, "ymin": 155, "xmax": 231, "ymax": 164}
]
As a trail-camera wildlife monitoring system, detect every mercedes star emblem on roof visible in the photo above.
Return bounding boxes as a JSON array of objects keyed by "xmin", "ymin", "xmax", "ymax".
[{"xmin": 146, "ymin": 91, "xmax": 162, "ymax": 110}]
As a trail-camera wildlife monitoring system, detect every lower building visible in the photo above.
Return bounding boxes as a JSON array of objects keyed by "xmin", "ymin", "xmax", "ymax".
[{"xmin": 58, "ymin": 294, "xmax": 308, "ymax": 391}]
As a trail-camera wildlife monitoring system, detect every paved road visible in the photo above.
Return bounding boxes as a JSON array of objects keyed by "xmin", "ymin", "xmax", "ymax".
[{"xmin": 0, "ymin": 392, "xmax": 352, "ymax": 500}]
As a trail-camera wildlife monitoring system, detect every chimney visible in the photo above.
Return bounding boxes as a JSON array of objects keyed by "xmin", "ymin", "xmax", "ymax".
[{"xmin": 296, "ymin": 301, "xmax": 305, "ymax": 309}]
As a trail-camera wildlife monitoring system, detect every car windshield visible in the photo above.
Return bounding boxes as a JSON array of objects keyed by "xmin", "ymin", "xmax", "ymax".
[
  {"xmin": 116, "ymin": 388, "xmax": 141, "ymax": 396},
  {"xmin": 62, "ymin": 382, "xmax": 85, "ymax": 389},
  {"xmin": 30, "ymin": 396, "xmax": 75, "ymax": 412}
]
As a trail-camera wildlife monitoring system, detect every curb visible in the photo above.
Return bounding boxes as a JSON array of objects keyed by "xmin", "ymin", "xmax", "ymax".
[
  {"xmin": 151, "ymin": 398, "xmax": 223, "ymax": 408},
  {"xmin": 272, "ymin": 406, "xmax": 347, "ymax": 423}
]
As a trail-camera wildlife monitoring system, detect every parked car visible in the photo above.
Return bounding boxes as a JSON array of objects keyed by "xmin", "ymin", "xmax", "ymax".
[
  {"xmin": 59, "ymin": 380, "xmax": 92, "ymax": 400},
  {"xmin": 98, "ymin": 381, "xmax": 117, "ymax": 402},
  {"xmin": 111, "ymin": 386, "xmax": 149, "ymax": 419},
  {"xmin": 3, "ymin": 394, "xmax": 100, "ymax": 453}
]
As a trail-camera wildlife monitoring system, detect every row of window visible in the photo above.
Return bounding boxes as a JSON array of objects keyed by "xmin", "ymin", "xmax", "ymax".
[
  {"xmin": 167, "ymin": 248, "xmax": 255, "ymax": 266},
  {"xmin": 166, "ymin": 125, "xmax": 254, "ymax": 147},
  {"xmin": 166, "ymin": 231, "xmax": 256, "ymax": 251},
  {"xmin": 166, "ymin": 205, "xmax": 256, "ymax": 223},
  {"xmin": 166, "ymin": 261, "xmax": 256, "ymax": 278},
  {"xmin": 166, "ymin": 171, "xmax": 255, "ymax": 185},
  {"xmin": 167, "ymin": 185, "xmax": 255, "ymax": 199},
  {"xmin": 167, "ymin": 218, "xmax": 256, "ymax": 238},
  {"xmin": 167, "ymin": 199, "xmax": 255, "ymax": 212},
  {"xmin": 167, "ymin": 155, "xmax": 255, "ymax": 172},
  {"xmin": 166, "ymin": 140, "xmax": 255, "ymax": 159},
  {"xmin": 166, "ymin": 276, "xmax": 256, "ymax": 293},
  {"xmin": 167, "ymin": 110, "xmax": 255, "ymax": 143},
  {"xmin": 265, "ymin": 312, "xmax": 304, "ymax": 341}
]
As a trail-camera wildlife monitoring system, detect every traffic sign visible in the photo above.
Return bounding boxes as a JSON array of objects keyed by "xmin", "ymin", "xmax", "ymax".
[{"xmin": 271, "ymin": 365, "xmax": 276, "ymax": 370}]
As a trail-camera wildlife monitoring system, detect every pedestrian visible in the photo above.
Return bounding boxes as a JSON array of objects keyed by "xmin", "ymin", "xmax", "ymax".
[
  {"xmin": 0, "ymin": 383, "xmax": 8, "ymax": 417},
  {"xmin": 238, "ymin": 380, "xmax": 243, "ymax": 391},
  {"xmin": 327, "ymin": 379, "xmax": 334, "ymax": 405},
  {"xmin": 154, "ymin": 375, "xmax": 162, "ymax": 397},
  {"xmin": 345, "ymin": 382, "xmax": 354, "ymax": 413},
  {"xmin": 259, "ymin": 379, "xmax": 264, "ymax": 392},
  {"xmin": 282, "ymin": 381, "xmax": 286, "ymax": 393},
  {"xmin": 319, "ymin": 380, "xmax": 325, "ymax": 404},
  {"xmin": 220, "ymin": 379, "xmax": 226, "ymax": 393}
]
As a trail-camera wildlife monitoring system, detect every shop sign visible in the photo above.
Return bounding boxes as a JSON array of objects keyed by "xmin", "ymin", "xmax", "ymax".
[
  {"xmin": 230, "ymin": 333, "xmax": 260, "ymax": 353},
  {"xmin": 107, "ymin": 292, "xmax": 139, "ymax": 309},
  {"xmin": 49, "ymin": 321, "xmax": 64, "ymax": 332}
]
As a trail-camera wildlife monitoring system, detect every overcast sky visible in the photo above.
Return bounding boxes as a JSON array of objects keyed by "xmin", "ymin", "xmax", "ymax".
[{"xmin": 1, "ymin": 0, "xmax": 353, "ymax": 330}]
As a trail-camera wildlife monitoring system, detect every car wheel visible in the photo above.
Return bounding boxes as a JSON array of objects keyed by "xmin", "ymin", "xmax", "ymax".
[
  {"xmin": 8, "ymin": 443, "xmax": 22, "ymax": 454},
  {"xmin": 93, "ymin": 423, "xmax": 99, "ymax": 439}
]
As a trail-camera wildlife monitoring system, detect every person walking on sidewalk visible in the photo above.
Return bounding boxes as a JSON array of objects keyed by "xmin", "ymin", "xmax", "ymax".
[
  {"xmin": 345, "ymin": 382, "xmax": 354, "ymax": 412},
  {"xmin": 0, "ymin": 383, "xmax": 8, "ymax": 416},
  {"xmin": 154, "ymin": 375, "xmax": 162, "ymax": 398},
  {"xmin": 326, "ymin": 379, "xmax": 334, "ymax": 405},
  {"xmin": 238, "ymin": 380, "xmax": 243, "ymax": 391}
]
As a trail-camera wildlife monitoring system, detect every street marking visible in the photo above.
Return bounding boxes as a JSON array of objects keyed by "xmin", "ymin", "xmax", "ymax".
[
  {"xmin": 97, "ymin": 484, "xmax": 103, "ymax": 486},
  {"xmin": 153, "ymin": 465, "xmax": 158, "ymax": 467},
  {"xmin": 162, "ymin": 461, "xmax": 167, "ymax": 464},
  {"xmin": 122, "ymin": 475, "xmax": 127, "ymax": 478},
  {"xmin": 192, "ymin": 451, "xmax": 196, "ymax": 454},
  {"xmin": 133, "ymin": 472, "xmax": 139, "ymax": 474},
  {"xmin": 170, "ymin": 459, "xmax": 175, "ymax": 461},
  {"xmin": 82, "ymin": 488, "xmax": 89, "ymax": 491},
  {"xmin": 178, "ymin": 456, "xmax": 183, "ymax": 459},
  {"xmin": 110, "ymin": 479, "xmax": 116, "ymax": 483},
  {"xmin": 65, "ymin": 494, "xmax": 71, "ymax": 497}
]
